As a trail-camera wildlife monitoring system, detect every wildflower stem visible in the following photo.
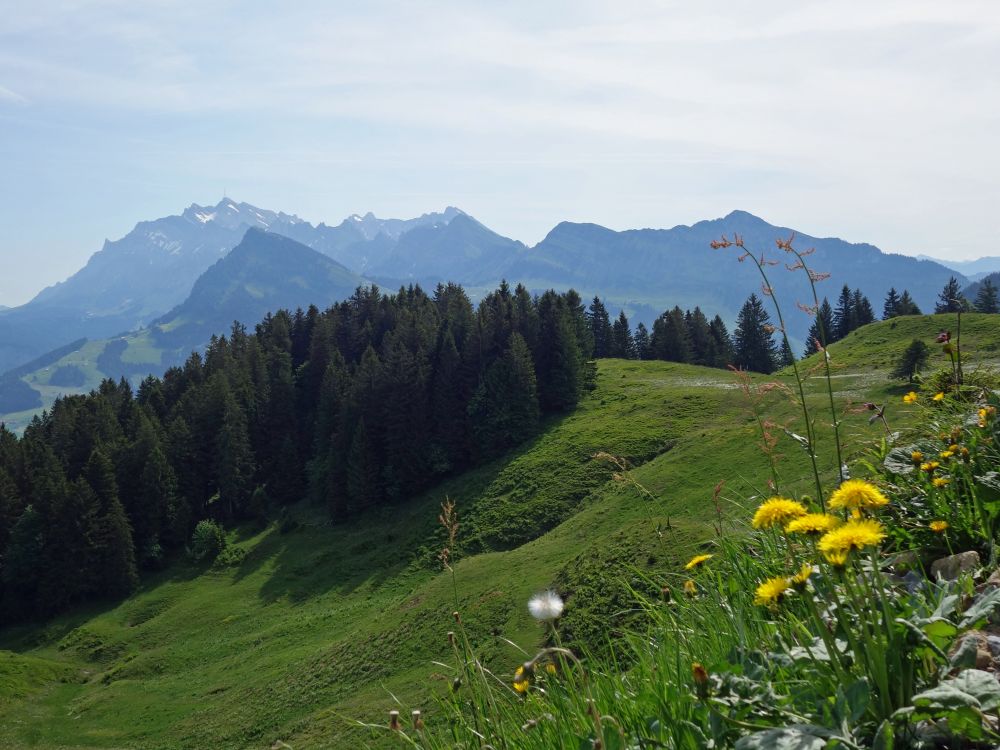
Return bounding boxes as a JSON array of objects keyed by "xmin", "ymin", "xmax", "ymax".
[
  {"xmin": 785, "ymin": 246, "xmax": 846, "ymax": 486},
  {"xmin": 742, "ymin": 250, "xmax": 826, "ymax": 508}
]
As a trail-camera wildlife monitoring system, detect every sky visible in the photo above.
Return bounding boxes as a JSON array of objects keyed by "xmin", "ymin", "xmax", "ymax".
[{"xmin": 1, "ymin": 0, "xmax": 999, "ymax": 306}]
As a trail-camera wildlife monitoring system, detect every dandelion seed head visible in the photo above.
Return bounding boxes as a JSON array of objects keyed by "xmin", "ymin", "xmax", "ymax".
[{"xmin": 528, "ymin": 591, "xmax": 564, "ymax": 621}]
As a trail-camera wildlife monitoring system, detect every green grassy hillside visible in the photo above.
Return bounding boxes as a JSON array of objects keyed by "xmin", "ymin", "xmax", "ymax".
[{"xmin": 0, "ymin": 313, "xmax": 996, "ymax": 749}]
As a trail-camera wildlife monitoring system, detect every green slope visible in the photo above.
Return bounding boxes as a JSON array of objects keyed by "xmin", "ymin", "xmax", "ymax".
[{"xmin": 0, "ymin": 313, "xmax": 996, "ymax": 749}]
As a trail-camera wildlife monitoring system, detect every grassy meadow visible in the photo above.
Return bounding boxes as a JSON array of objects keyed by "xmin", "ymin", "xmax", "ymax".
[{"xmin": 1, "ymin": 313, "xmax": 997, "ymax": 749}]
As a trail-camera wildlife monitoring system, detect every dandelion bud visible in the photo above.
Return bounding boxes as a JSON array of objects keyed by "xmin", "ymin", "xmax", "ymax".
[
  {"xmin": 451, "ymin": 676, "xmax": 462, "ymax": 692},
  {"xmin": 691, "ymin": 662, "xmax": 708, "ymax": 685},
  {"xmin": 452, "ymin": 611, "xmax": 462, "ymax": 624},
  {"xmin": 961, "ymin": 447, "xmax": 970, "ymax": 462},
  {"xmin": 447, "ymin": 631, "xmax": 455, "ymax": 646},
  {"xmin": 660, "ymin": 585, "xmax": 671, "ymax": 601},
  {"xmin": 389, "ymin": 711, "xmax": 401, "ymax": 731},
  {"xmin": 411, "ymin": 710, "xmax": 424, "ymax": 730},
  {"xmin": 683, "ymin": 579, "xmax": 697, "ymax": 597}
]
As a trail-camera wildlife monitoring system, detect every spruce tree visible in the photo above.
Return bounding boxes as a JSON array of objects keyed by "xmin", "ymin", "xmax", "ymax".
[
  {"xmin": 610, "ymin": 311, "xmax": 636, "ymax": 359},
  {"xmin": 650, "ymin": 307, "xmax": 691, "ymax": 362},
  {"xmin": 804, "ymin": 298, "xmax": 835, "ymax": 356},
  {"xmin": 708, "ymin": 315, "xmax": 733, "ymax": 368},
  {"xmin": 935, "ymin": 277, "xmax": 966, "ymax": 313},
  {"xmin": 853, "ymin": 290, "xmax": 875, "ymax": 327},
  {"xmin": 685, "ymin": 307, "xmax": 713, "ymax": 366},
  {"xmin": 534, "ymin": 291, "xmax": 582, "ymax": 412},
  {"xmin": 563, "ymin": 289, "xmax": 594, "ymax": 360},
  {"xmin": 345, "ymin": 418, "xmax": 381, "ymax": 513},
  {"xmin": 84, "ymin": 449, "xmax": 139, "ymax": 594},
  {"xmin": 586, "ymin": 297, "xmax": 614, "ymax": 358},
  {"xmin": 832, "ymin": 285, "xmax": 856, "ymax": 341},
  {"xmin": 733, "ymin": 294, "xmax": 777, "ymax": 373},
  {"xmin": 216, "ymin": 394, "xmax": 255, "ymax": 521},
  {"xmin": 778, "ymin": 337, "xmax": 795, "ymax": 368},
  {"xmin": 429, "ymin": 326, "xmax": 469, "ymax": 473},
  {"xmin": 883, "ymin": 288, "xmax": 901, "ymax": 319},
  {"xmin": 891, "ymin": 339, "xmax": 930, "ymax": 383},
  {"xmin": 468, "ymin": 333, "xmax": 540, "ymax": 456},
  {"xmin": 633, "ymin": 322, "xmax": 651, "ymax": 361},
  {"xmin": 897, "ymin": 290, "xmax": 922, "ymax": 316},
  {"xmin": 975, "ymin": 278, "xmax": 999, "ymax": 313}
]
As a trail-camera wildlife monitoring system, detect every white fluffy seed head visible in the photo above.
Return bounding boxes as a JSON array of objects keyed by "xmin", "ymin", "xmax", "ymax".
[{"xmin": 528, "ymin": 590, "xmax": 564, "ymax": 621}]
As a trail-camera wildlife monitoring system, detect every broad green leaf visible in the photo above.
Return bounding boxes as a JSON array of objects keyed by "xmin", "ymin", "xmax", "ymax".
[
  {"xmin": 734, "ymin": 725, "xmax": 834, "ymax": 750},
  {"xmin": 844, "ymin": 679, "xmax": 870, "ymax": 723},
  {"xmin": 949, "ymin": 635, "xmax": 979, "ymax": 669},
  {"xmin": 959, "ymin": 588, "xmax": 1000, "ymax": 628}
]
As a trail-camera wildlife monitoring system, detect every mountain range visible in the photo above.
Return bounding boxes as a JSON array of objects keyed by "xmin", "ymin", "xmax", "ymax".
[{"xmin": 0, "ymin": 199, "xmax": 972, "ymax": 429}]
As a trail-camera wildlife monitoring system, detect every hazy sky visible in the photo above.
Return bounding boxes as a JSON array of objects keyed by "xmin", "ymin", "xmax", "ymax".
[{"xmin": 1, "ymin": 1, "xmax": 999, "ymax": 306}]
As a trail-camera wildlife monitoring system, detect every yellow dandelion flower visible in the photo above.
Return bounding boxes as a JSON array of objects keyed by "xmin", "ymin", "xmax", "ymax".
[
  {"xmin": 513, "ymin": 666, "xmax": 530, "ymax": 693},
  {"xmin": 824, "ymin": 549, "xmax": 850, "ymax": 567},
  {"xmin": 752, "ymin": 497, "xmax": 808, "ymax": 529},
  {"xmin": 785, "ymin": 513, "xmax": 841, "ymax": 536},
  {"xmin": 817, "ymin": 519, "xmax": 886, "ymax": 562},
  {"xmin": 961, "ymin": 447, "xmax": 970, "ymax": 461},
  {"xmin": 929, "ymin": 520, "xmax": 949, "ymax": 533},
  {"xmin": 684, "ymin": 553, "xmax": 713, "ymax": 570},
  {"xmin": 948, "ymin": 444, "xmax": 959, "ymax": 452},
  {"xmin": 754, "ymin": 576, "xmax": 791, "ymax": 608},
  {"xmin": 920, "ymin": 461, "xmax": 940, "ymax": 473},
  {"xmin": 911, "ymin": 450, "xmax": 924, "ymax": 463},
  {"xmin": 933, "ymin": 392, "xmax": 945, "ymax": 402},
  {"xmin": 932, "ymin": 477, "xmax": 950, "ymax": 488},
  {"xmin": 828, "ymin": 479, "xmax": 889, "ymax": 511},
  {"xmin": 790, "ymin": 562, "xmax": 814, "ymax": 588},
  {"xmin": 683, "ymin": 579, "xmax": 697, "ymax": 597},
  {"xmin": 940, "ymin": 450, "xmax": 954, "ymax": 460},
  {"xmin": 903, "ymin": 392, "xmax": 918, "ymax": 404}
]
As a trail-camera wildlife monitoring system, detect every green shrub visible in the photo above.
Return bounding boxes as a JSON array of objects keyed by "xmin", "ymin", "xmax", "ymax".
[{"xmin": 188, "ymin": 520, "xmax": 226, "ymax": 562}]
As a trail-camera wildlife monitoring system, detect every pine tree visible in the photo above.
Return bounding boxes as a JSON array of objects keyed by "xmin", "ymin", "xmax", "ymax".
[
  {"xmin": 563, "ymin": 289, "xmax": 594, "ymax": 360},
  {"xmin": 891, "ymin": 339, "xmax": 931, "ymax": 383},
  {"xmin": 216, "ymin": 394, "xmax": 255, "ymax": 521},
  {"xmin": 534, "ymin": 291, "xmax": 581, "ymax": 412},
  {"xmin": 84, "ymin": 449, "xmax": 139, "ymax": 594},
  {"xmin": 610, "ymin": 311, "xmax": 636, "ymax": 359},
  {"xmin": 883, "ymin": 288, "xmax": 901, "ymax": 319},
  {"xmin": 897, "ymin": 290, "xmax": 922, "ymax": 316},
  {"xmin": 685, "ymin": 308, "xmax": 713, "ymax": 366},
  {"xmin": 935, "ymin": 277, "xmax": 966, "ymax": 313},
  {"xmin": 345, "ymin": 418, "xmax": 381, "ymax": 513},
  {"xmin": 832, "ymin": 285, "xmax": 856, "ymax": 341},
  {"xmin": 468, "ymin": 333, "xmax": 539, "ymax": 456},
  {"xmin": 853, "ymin": 290, "xmax": 875, "ymax": 327},
  {"xmin": 975, "ymin": 278, "xmax": 999, "ymax": 313},
  {"xmin": 778, "ymin": 337, "xmax": 795, "ymax": 368},
  {"xmin": 429, "ymin": 326, "xmax": 469, "ymax": 473},
  {"xmin": 586, "ymin": 297, "xmax": 614, "ymax": 358},
  {"xmin": 733, "ymin": 294, "xmax": 777, "ymax": 373},
  {"xmin": 633, "ymin": 323, "xmax": 651, "ymax": 360},
  {"xmin": 650, "ymin": 307, "xmax": 691, "ymax": 362},
  {"xmin": 708, "ymin": 315, "xmax": 733, "ymax": 368},
  {"xmin": 804, "ymin": 298, "xmax": 835, "ymax": 356}
]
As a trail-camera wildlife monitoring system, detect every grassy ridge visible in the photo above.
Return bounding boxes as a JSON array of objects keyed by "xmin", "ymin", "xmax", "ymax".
[{"xmin": 0, "ymin": 313, "xmax": 995, "ymax": 749}]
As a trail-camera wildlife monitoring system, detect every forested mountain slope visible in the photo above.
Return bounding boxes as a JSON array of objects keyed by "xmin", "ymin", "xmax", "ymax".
[{"xmin": 2, "ymin": 313, "xmax": 997, "ymax": 749}]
